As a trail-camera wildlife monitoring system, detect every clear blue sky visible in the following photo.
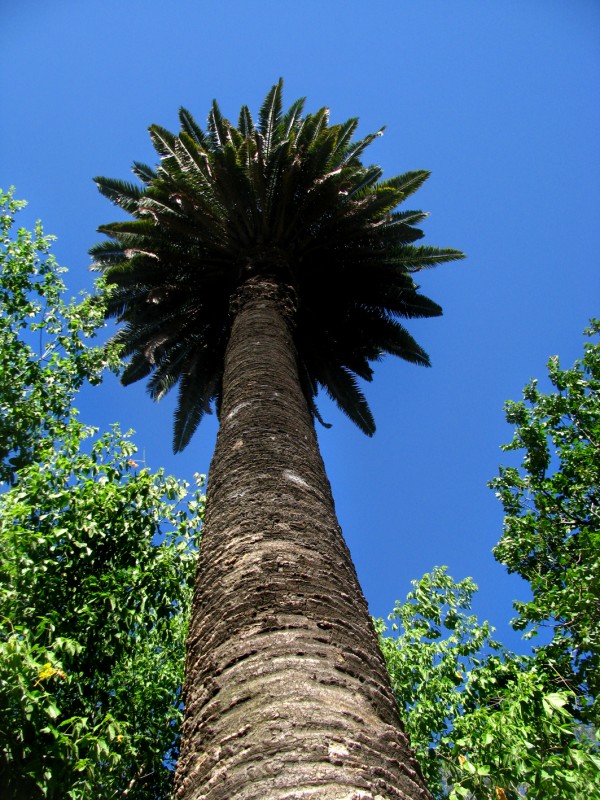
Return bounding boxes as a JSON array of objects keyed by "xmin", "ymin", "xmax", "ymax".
[{"xmin": 3, "ymin": 1, "xmax": 599, "ymax": 650}]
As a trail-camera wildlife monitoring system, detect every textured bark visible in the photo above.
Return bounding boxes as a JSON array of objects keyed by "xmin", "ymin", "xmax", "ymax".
[{"xmin": 174, "ymin": 277, "xmax": 429, "ymax": 800}]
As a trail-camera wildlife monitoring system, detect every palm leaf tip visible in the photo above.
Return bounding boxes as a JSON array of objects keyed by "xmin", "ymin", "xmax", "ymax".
[
  {"xmin": 238, "ymin": 105, "xmax": 255, "ymax": 137},
  {"xmin": 321, "ymin": 366, "xmax": 376, "ymax": 436},
  {"xmin": 121, "ymin": 354, "xmax": 153, "ymax": 386},
  {"xmin": 173, "ymin": 392, "xmax": 214, "ymax": 453},
  {"xmin": 381, "ymin": 170, "xmax": 431, "ymax": 199},
  {"xmin": 259, "ymin": 78, "xmax": 284, "ymax": 155},
  {"xmin": 399, "ymin": 246, "xmax": 466, "ymax": 273},
  {"xmin": 131, "ymin": 161, "xmax": 157, "ymax": 183},
  {"xmin": 178, "ymin": 106, "xmax": 207, "ymax": 146}
]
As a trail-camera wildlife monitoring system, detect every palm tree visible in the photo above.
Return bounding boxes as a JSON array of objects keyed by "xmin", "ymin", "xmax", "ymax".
[{"xmin": 91, "ymin": 80, "xmax": 464, "ymax": 800}]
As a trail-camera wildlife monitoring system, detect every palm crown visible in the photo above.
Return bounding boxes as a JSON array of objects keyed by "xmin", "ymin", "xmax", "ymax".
[{"xmin": 91, "ymin": 80, "xmax": 464, "ymax": 452}]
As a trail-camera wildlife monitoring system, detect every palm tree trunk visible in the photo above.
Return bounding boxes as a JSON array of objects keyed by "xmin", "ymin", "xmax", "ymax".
[{"xmin": 174, "ymin": 276, "xmax": 429, "ymax": 800}]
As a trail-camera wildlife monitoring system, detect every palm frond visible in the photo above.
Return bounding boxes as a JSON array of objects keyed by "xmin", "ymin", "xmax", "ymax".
[
  {"xmin": 378, "ymin": 170, "xmax": 431, "ymax": 199},
  {"xmin": 296, "ymin": 107, "xmax": 330, "ymax": 152},
  {"xmin": 238, "ymin": 105, "xmax": 255, "ymax": 138},
  {"xmin": 93, "ymin": 176, "xmax": 143, "ymax": 213},
  {"xmin": 148, "ymin": 124, "xmax": 178, "ymax": 160},
  {"xmin": 89, "ymin": 238, "xmax": 127, "ymax": 269},
  {"xmin": 328, "ymin": 118, "xmax": 360, "ymax": 166},
  {"xmin": 297, "ymin": 126, "xmax": 343, "ymax": 184},
  {"xmin": 391, "ymin": 245, "xmax": 466, "ymax": 272},
  {"xmin": 345, "ymin": 166, "xmax": 385, "ymax": 199},
  {"xmin": 318, "ymin": 363, "xmax": 376, "ymax": 436},
  {"xmin": 263, "ymin": 139, "xmax": 295, "ymax": 231},
  {"xmin": 178, "ymin": 107, "xmax": 208, "ymax": 147},
  {"xmin": 173, "ymin": 373, "xmax": 209, "ymax": 453},
  {"xmin": 147, "ymin": 339, "xmax": 195, "ymax": 400},
  {"xmin": 341, "ymin": 128, "xmax": 384, "ymax": 165},
  {"xmin": 280, "ymin": 96, "xmax": 306, "ymax": 138},
  {"xmin": 258, "ymin": 78, "xmax": 284, "ymax": 157},
  {"xmin": 207, "ymin": 99, "xmax": 232, "ymax": 149},
  {"xmin": 387, "ymin": 209, "xmax": 429, "ymax": 227},
  {"xmin": 382, "ymin": 220, "xmax": 425, "ymax": 245},
  {"xmin": 297, "ymin": 357, "xmax": 332, "ymax": 430},
  {"xmin": 350, "ymin": 308, "xmax": 431, "ymax": 366},
  {"xmin": 131, "ymin": 162, "xmax": 157, "ymax": 183},
  {"xmin": 121, "ymin": 352, "xmax": 153, "ymax": 385},
  {"xmin": 173, "ymin": 348, "xmax": 223, "ymax": 452},
  {"xmin": 174, "ymin": 134, "xmax": 212, "ymax": 180},
  {"xmin": 355, "ymin": 274, "xmax": 443, "ymax": 318}
]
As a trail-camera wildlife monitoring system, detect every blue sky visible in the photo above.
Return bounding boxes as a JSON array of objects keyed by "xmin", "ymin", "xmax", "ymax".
[{"xmin": 3, "ymin": 1, "xmax": 599, "ymax": 650}]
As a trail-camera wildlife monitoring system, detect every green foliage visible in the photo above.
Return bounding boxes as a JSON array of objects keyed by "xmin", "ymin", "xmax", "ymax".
[
  {"xmin": 379, "ymin": 330, "xmax": 600, "ymax": 797},
  {"xmin": 378, "ymin": 568, "xmax": 600, "ymax": 800},
  {"xmin": 0, "ymin": 426, "xmax": 203, "ymax": 799},
  {"xmin": 0, "ymin": 192, "xmax": 203, "ymax": 798},
  {"xmin": 91, "ymin": 79, "xmax": 464, "ymax": 451},
  {"xmin": 376, "ymin": 566, "xmax": 502, "ymax": 797},
  {"xmin": 491, "ymin": 321, "xmax": 600, "ymax": 725},
  {"xmin": 0, "ymin": 188, "xmax": 121, "ymax": 485}
]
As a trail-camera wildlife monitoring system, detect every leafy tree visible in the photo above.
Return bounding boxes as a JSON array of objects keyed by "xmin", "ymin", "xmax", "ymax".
[
  {"xmin": 491, "ymin": 321, "xmax": 600, "ymax": 725},
  {"xmin": 0, "ymin": 188, "xmax": 119, "ymax": 485},
  {"xmin": 0, "ymin": 191, "xmax": 203, "ymax": 799},
  {"xmin": 91, "ymin": 80, "xmax": 463, "ymax": 798},
  {"xmin": 378, "ymin": 568, "xmax": 600, "ymax": 800},
  {"xmin": 378, "ymin": 328, "xmax": 600, "ymax": 799},
  {"xmin": 0, "ymin": 426, "xmax": 202, "ymax": 799}
]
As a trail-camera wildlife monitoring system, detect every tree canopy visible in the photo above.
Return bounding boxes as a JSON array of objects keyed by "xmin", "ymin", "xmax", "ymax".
[
  {"xmin": 0, "ymin": 190, "xmax": 119, "ymax": 484},
  {"xmin": 91, "ymin": 79, "xmax": 463, "ymax": 451},
  {"xmin": 378, "ymin": 322, "xmax": 600, "ymax": 799},
  {"xmin": 378, "ymin": 568, "xmax": 599, "ymax": 800},
  {"xmin": 491, "ymin": 320, "xmax": 599, "ymax": 726}
]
